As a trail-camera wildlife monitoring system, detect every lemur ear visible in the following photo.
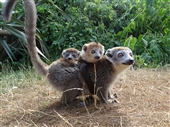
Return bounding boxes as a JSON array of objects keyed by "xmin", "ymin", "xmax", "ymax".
[
  {"xmin": 102, "ymin": 45, "xmax": 105, "ymax": 54},
  {"xmin": 106, "ymin": 53, "xmax": 112, "ymax": 58},
  {"xmin": 62, "ymin": 50, "xmax": 66, "ymax": 57},
  {"xmin": 83, "ymin": 44, "xmax": 88, "ymax": 51},
  {"xmin": 77, "ymin": 51, "xmax": 80, "ymax": 56},
  {"xmin": 105, "ymin": 49, "xmax": 112, "ymax": 58}
]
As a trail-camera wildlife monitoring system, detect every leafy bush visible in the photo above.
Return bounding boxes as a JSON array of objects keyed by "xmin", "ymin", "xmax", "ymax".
[
  {"xmin": 1, "ymin": 0, "xmax": 170, "ymax": 68},
  {"xmin": 36, "ymin": 0, "xmax": 170, "ymax": 66},
  {"xmin": 117, "ymin": 0, "xmax": 170, "ymax": 67}
]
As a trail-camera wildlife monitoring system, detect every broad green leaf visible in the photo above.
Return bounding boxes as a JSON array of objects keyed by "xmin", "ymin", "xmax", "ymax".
[
  {"xmin": 130, "ymin": 37, "xmax": 137, "ymax": 51},
  {"xmin": 0, "ymin": 40, "xmax": 16, "ymax": 61},
  {"xmin": 130, "ymin": 21, "xmax": 136, "ymax": 30},
  {"xmin": 124, "ymin": 35, "xmax": 136, "ymax": 50},
  {"xmin": 142, "ymin": 38, "xmax": 148, "ymax": 47},
  {"xmin": 4, "ymin": 25, "xmax": 27, "ymax": 43}
]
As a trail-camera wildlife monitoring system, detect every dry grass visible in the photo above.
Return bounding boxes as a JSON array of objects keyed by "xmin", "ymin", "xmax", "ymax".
[{"xmin": 0, "ymin": 66, "xmax": 170, "ymax": 127}]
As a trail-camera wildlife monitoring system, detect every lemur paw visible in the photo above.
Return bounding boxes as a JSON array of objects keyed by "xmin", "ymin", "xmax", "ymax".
[
  {"xmin": 113, "ymin": 93, "xmax": 118, "ymax": 98},
  {"xmin": 109, "ymin": 93, "xmax": 118, "ymax": 99},
  {"xmin": 108, "ymin": 99, "xmax": 119, "ymax": 104}
]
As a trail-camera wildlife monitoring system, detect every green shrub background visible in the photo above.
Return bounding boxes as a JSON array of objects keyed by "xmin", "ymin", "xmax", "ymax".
[{"xmin": 0, "ymin": 0, "xmax": 170, "ymax": 68}]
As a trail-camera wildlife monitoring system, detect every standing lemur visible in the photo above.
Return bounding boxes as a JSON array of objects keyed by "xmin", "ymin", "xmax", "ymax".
[
  {"xmin": 2, "ymin": 0, "xmax": 105, "ymax": 104},
  {"xmin": 80, "ymin": 47, "xmax": 134, "ymax": 103}
]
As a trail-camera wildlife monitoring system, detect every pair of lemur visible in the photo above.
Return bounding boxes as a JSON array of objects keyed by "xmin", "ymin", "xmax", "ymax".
[{"xmin": 2, "ymin": 0, "xmax": 134, "ymax": 104}]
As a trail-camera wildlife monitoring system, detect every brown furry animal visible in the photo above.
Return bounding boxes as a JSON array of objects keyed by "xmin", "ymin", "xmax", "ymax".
[
  {"xmin": 78, "ymin": 42, "xmax": 105, "ymax": 94},
  {"xmin": 81, "ymin": 47, "xmax": 134, "ymax": 103}
]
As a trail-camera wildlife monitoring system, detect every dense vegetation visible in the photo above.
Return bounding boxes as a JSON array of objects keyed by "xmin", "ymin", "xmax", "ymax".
[{"xmin": 0, "ymin": 0, "xmax": 170, "ymax": 68}]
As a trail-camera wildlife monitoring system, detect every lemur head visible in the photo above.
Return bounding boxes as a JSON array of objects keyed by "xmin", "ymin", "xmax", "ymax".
[
  {"xmin": 105, "ymin": 47, "xmax": 134, "ymax": 72},
  {"xmin": 81, "ymin": 42, "xmax": 105, "ymax": 63},
  {"xmin": 62, "ymin": 48, "xmax": 80, "ymax": 61}
]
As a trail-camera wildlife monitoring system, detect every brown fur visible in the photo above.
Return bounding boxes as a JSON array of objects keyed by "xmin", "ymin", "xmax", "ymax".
[
  {"xmin": 2, "ymin": 0, "xmax": 18, "ymax": 22},
  {"xmin": 78, "ymin": 42, "xmax": 105, "ymax": 95},
  {"xmin": 83, "ymin": 47, "xmax": 134, "ymax": 103},
  {"xmin": 63, "ymin": 48, "xmax": 79, "ymax": 52}
]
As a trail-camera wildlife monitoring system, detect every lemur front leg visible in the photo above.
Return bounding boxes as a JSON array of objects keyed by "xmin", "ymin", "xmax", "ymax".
[{"xmin": 79, "ymin": 62, "xmax": 94, "ymax": 94}]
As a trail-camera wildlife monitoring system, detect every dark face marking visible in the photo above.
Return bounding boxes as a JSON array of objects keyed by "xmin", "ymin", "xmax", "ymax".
[{"xmin": 122, "ymin": 59, "xmax": 134, "ymax": 65}]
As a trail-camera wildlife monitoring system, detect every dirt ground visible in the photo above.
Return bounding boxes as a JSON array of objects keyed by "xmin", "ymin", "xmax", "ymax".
[{"xmin": 0, "ymin": 68, "xmax": 170, "ymax": 127}]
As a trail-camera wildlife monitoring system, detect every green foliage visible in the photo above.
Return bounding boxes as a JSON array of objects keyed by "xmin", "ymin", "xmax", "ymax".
[
  {"xmin": 36, "ymin": 0, "xmax": 170, "ymax": 67},
  {"xmin": 113, "ymin": 0, "xmax": 170, "ymax": 67},
  {"xmin": 1, "ymin": 0, "xmax": 170, "ymax": 67},
  {"xmin": 0, "ymin": 1, "xmax": 48, "ymax": 63}
]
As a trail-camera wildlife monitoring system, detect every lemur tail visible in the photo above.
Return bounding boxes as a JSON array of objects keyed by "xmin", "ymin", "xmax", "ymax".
[
  {"xmin": 24, "ymin": 0, "xmax": 48, "ymax": 76},
  {"xmin": 2, "ymin": 0, "xmax": 48, "ymax": 76},
  {"xmin": 2, "ymin": 0, "xmax": 17, "ymax": 22}
]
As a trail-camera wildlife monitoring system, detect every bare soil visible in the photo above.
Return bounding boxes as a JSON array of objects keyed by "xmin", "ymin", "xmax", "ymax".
[{"xmin": 1, "ymin": 68, "xmax": 170, "ymax": 127}]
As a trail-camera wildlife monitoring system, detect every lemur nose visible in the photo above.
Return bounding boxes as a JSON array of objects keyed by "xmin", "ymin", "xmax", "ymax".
[
  {"xmin": 68, "ymin": 57, "xmax": 72, "ymax": 60},
  {"xmin": 94, "ymin": 56, "xmax": 100, "ymax": 59},
  {"xmin": 129, "ymin": 59, "xmax": 134, "ymax": 64}
]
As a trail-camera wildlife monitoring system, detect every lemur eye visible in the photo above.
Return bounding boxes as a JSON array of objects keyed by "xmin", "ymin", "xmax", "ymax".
[
  {"xmin": 99, "ymin": 51, "xmax": 102, "ymax": 54},
  {"xmin": 91, "ymin": 50, "xmax": 95, "ymax": 54},
  {"xmin": 65, "ymin": 54, "xmax": 69, "ymax": 57},
  {"xmin": 72, "ymin": 54, "xmax": 76, "ymax": 58},
  {"xmin": 118, "ymin": 53, "xmax": 123, "ymax": 58},
  {"xmin": 129, "ymin": 53, "xmax": 133, "ymax": 56}
]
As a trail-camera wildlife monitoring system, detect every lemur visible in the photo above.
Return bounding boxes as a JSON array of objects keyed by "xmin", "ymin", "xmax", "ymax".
[
  {"xmin": 78, "ymin": 42, "xmax": 105, "ymax": 92},
  {"xmin": 2, "ymin": 0, "xmax": 105, "ymax": 104},
  {"xmin": 80, "ymin": 47, "xmax": 134, "ymax": 103}
]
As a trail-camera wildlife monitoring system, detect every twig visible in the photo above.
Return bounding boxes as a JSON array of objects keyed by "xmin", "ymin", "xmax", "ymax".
[
  {"xmin": 93, "ymin": 63, "xmax": 100, "ymax": 108},
  {"xmin": 93, "ymin": 63, "xmax": 97, "ymax": 107},
  {"xmin": 62, "ymin": 87, "xmax": 84, "ymax": 105},
  {"xmin": 28, "ymin": 109, "xmax": 57, "ymax": 118},
  {"xmin": 19, "ymin": 106, "xmax": 26, "ymax": 120},
  {"xmin": 63, "ymin": 88, "xmax": 83, "ymax": 93},
  {"xmin": 120, "ymin": 116, "xmax": 123, "ymax": 127},
  {"xmin": 0, "ymin": 30, "xmax": 12, "ymax": 36},
  {"xmin": 53, "ymin": 110, "xmax": 73, "ymax": 127},
  {"xmin": 42, "ymin": 123, "xmax": 48, "ymax": 127},
  {"xmin": 77, "ymin": 89, "xmax": 92, "ymax": 117},
  {"xmin": 30, "ymin": 119, "xmax": 39, "ymax": 127},
  {"xmin": 99, "ymin": 89, "xmax": 108, "ymax": 103}
]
